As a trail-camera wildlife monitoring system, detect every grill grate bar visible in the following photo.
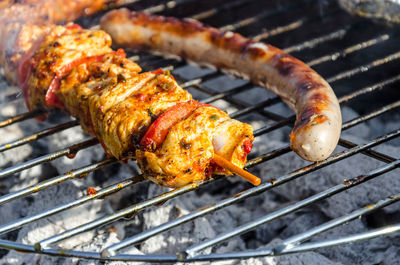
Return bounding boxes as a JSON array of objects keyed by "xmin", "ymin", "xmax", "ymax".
[
  {"xmin": 141, "ymin": 0, "xmax": 199, "ymax": 14},
  {"xmin": 284, "ymin": 28, "xmax": 348, "ymax": 53},
  {"xmin": 327, "ymin": 51, "xmax": 400, "ymax": 83},
  {"xmin": 279, "ymin": 222, "xmax": 400, "ymax": 255},
  {"xmin": 220, "ymin": 0, "xmax": 312, "ymax": 32},
  {"xmin": 0, "ymin": 91, "xmax": 23, "ymax": 105},
  {"xmin": 190, "ymin": 192, "xmax": 400, "ymax": 261},
  {"xmin": 253, "ymin": 19, "xmax": 305, "ymax": 42},
  {"xmin": 342, "ymin": 100, "xmax": 400, "ymax": 131},
  {"xmin": 35, "ymin": 124, "xmax": 400, "ymax": 251},
  {"xmin": 190, "ymin": 0, "xmax": 259, "ymax": 21},
  {"xmin": 182, "ymin": 159, "xmax": 400, "ymax": 257},
  {"xmin": 0, "ymin": 157, "xmax": 115, "ymax": 206},
  {"xmin": 307, "ymin": 34, "xmax": 390, "ymax": 67},
  {"xmin": 272, "ymin": 190, "xmax": 400, "ymax": 254},
  {"xmin": 0, "ymin": 138, "xmax": 98, "ymax": 179},
  {"xmin": 35, "ymin": 178, "xmax": 217, "ymax": 250},
  {"xmin": 248, "ymin": 1, "xmax": 341, "ymax": 41},
  {"xmin": 0, "ymin": 120, "xmax": 79, "ymax": 153},
  {"xmin": 230, "ymin": 97, "xmax": 281, "ymax": 118},
  {"xmin": 338, "ymin": 138, "xmax": 396, "ymax": 163},
  {"xmin": 0, "ymin": 109, "xmax": 46, "ymax": 128},
  {"xmin": 0, "ymin": 175, "xmax": 144, "ymax": 236},
  {"xmin": 338, "ymin": 73, "xmax": 400, "ymax": 103},
  {"xmin": 104, "ymin": 140, "xmax": 400, "ymax": 257}
]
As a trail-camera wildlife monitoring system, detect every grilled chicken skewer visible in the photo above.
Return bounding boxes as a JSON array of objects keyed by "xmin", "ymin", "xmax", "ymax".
[
  {"xmin": 0, "ymin": 8, "xmax": 256, "ymax": 187},
  {"xmin": 100, "ymin": 9, "xmax": 343, "ymax": 162}
]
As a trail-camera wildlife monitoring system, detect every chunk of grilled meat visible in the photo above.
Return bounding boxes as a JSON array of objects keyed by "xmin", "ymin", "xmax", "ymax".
[
  {"xmin": 27, "ymin": 26, "xmax": 114, "ymax": 110},
  {"xmin": 137, "ymin": 105, "xmax": 253, "ymax": 188},
  {"xmin": 87, "ymin": 72, "xmax": 192, "ymax": 159}
]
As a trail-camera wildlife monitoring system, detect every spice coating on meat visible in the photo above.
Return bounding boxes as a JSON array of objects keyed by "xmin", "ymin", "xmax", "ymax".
[
  {"xmin": 137, "ymin": 105, "xmax": 253, "ymax": 188},
  {"xmin": 101, "ymin": 9, "xmax": 342, "ymax": 162},
  {"xmin": 27, "ymin": 27, "xmax": 114, "ymax": 110},
  {"xmin": 88, "ymin": 72, "xmax": 192, "ymax": 159}
]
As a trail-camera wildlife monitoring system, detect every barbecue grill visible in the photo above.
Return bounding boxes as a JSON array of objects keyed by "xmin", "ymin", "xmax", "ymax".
[{"xmin": 0, "ymin": 0, "xmax": 400, "ymax": 263}]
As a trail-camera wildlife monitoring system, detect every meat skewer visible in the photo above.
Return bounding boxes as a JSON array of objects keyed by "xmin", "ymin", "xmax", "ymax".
[
  {"xmin": 0, "ymin": 6, "xmax": 258, "ymax": 188},
  {"xmin": 100, "ymin": 9, "xmax": 343, "ymax": 162}
]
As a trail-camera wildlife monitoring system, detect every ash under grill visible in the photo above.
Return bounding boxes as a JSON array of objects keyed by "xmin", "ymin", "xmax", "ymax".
[{"xmin": 1, "ymin": 0, "xmax": 400, "ymax": 264}]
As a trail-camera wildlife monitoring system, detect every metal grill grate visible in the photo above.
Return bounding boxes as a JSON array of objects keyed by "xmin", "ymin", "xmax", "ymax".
[{"xmin": 0, "ymin": 0, "xmax": 400, "ymax": 262}]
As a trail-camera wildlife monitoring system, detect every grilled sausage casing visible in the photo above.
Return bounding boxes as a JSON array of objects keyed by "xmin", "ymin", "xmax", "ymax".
[{"xmin": 100, "ymin": 9, "xmax": 342, "ymax": 162}]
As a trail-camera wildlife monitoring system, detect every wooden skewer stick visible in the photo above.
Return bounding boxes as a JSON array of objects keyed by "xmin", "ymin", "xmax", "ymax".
[{"xmin": 213, "ymin": 154, "xmax": 261, "ymax": 186}]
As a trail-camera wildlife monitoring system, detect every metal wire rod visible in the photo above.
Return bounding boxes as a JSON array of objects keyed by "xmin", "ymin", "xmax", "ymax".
[
  {"xmin": 192, "ymin": 0, "xmax": 264, "ymax": 21},
  {"xmin": 181, "ymin": 159, "xmax": 399, "ymax": 257},
  {"xmin": 0, "ymin": 175, "xmax": 144, "ymax": 236},
  {"xmin": 0, "ymin": 138, "xmax": 98, "ymax": 179},
  {"xmin": 0, "ymin": 120, "xmax": 79, "ymax": 152},
  {"xmin": 338, "ymin": 73, "xmax": 400, "ymax": 103},
  {"xmin": 36, "ymin": 128, "xmax": 400, "ymax": 251},
  {"xmin": 0, "ymin": 158, "xmax": 115, "ymax": 206},
  {"xmin": 278, "ymin": 223, "xmax": 400, "ymax": 254},
  {"xmin": 284, "ymin": 28, "xmax": 348, "ymax": 53},
  {"xmin": 342, "ymin": 100, "xmax": 400, "ymax": 131},
  {"xmin": 188, "ymin": 192, "xmax": 400, "ymax": 261},
  {"xmin": 338, "ymin": 138, "xmax": 396, "ymax": 163},
  {"xmin": 307, "ymin": 34, "xmax": 390, "ymax": 67},
  {"xmin": 230, "ymin": 97, "xmax": 281, "ymax": 118},
  {"xmin": 35, "ymin": 179, "xmax": 216, "ymax": 250},
  {"xmin": 0, "ymin": 109, "xmax": 46, "ymax": 128},
  {"xmin": 220, "ymin": 1, "xmax": 312, "ymax": 32},
  {"xmin": 0, "ymin": 91, "xmax": 22, "ymax": 105},
  {"xmin": 273, "ymin": 193, "xmax": 400, "ymax": 254},
  {"xmin": 142, "ymin": 0, "xmax": 198, "ymax": 14},
  {"xmin": 1, "ymin": 239, "xmax": 178, "ymax": 263},
  {"xmin": 327, "ymin": 51, "xmax": 400, "ymax": 83}
]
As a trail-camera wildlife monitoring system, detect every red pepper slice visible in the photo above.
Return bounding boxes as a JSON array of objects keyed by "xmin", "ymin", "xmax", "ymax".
[
  {"xmin": 140, "ymin": 100, "xmax": 206, "ymax": 150},
  {"xmin": 242, "ymin": 139, "xmax": 253, "ymax": 154},
  {"xmin": 151, "ymin": 69, "xmax": 164, "ymax": 75},
  {"xmin": 151, "ymin": 68, "xmax": 176, "ymax": 81},
  {"xmin": 65, "ymin": 24, "xmax": 83, "ymax": 31}
]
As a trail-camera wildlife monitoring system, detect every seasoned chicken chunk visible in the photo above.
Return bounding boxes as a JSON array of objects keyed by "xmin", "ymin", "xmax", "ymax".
[
  {"xmin": 27, "ymin": 26, "xmax": 114, "ymax": 110},
  {"xmin": 137, "ymin": 105, "xmax": 254, "ymax": 188},
  {"xmin": 88, "ymin": 71, "xmax": 192, "ymax": 158}
]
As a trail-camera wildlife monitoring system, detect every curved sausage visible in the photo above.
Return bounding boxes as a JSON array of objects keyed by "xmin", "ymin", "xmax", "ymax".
[{"xmin": 100, "ymin": 9, "xmax": 342, "ymax": 162}]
